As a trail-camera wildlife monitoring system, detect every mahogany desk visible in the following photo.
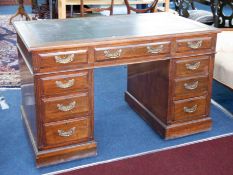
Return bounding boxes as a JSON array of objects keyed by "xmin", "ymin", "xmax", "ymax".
[{"xmin": 14, "ymin": 13, "xmax": 219, "ymax": 167}]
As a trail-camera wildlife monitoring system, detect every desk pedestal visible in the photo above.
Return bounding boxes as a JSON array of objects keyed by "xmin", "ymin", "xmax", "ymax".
[{"xmin": 125, "ymin": 61, "xmax": 212, "ymax": 139}]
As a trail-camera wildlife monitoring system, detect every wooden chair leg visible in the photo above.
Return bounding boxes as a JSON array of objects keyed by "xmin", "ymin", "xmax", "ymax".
[
  {"xmin": 22, "ymin": 11, "xmax": 31, "ymax": 21},
  {"xmin": 110, "ymin": 0, "xmax": 114, "ymax": 15},
  {"xmin": 70, "ymin": 5, "xmax": 74, "ymax": 17},
  {"xmin": 80, "ymin": 0, "xmax": 85, "ymax": 17},
  {"xmin": 9, "ymin": 12, "xmax": 19, "ymax": 24},
  {"xmin": 9, "ymin": 3, "xmax": 30, "ymax": 24}
]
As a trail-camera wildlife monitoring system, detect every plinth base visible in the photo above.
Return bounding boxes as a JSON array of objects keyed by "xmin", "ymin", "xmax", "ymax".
[
  {"xmin": 21, "ymin": 106, "xmax": 97, "ymax": 167},
  {"xmin": 125, "ymin": 92, "xmax": 212, "ymax": 139}
]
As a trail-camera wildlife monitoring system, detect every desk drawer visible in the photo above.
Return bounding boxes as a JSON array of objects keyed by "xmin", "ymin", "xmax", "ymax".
[
  {"xmin": 94, "ymin": 41, "xmax": 171, "ymax": 61},
  {"xmin": 42, "ymin": 92, "xmax": 89, "ymax": 123},
  {"xmin": 40, "ymin": 70, "xmax": 89, "ymax": 96},
  {"xmin": 176, "ymin": 37, "xmax": 212, "ymax": 53},
  {"xmin": 36, "ymin": 49, "xmax": 88, "ymax": 70},
  {"xmin": 44, "ymin": 117, "xmax": 90, "ymax": 146},
  {"xmin": 175, "ymin": 57, "xmax": 210, "ymax": 77},
  {"xmin": 174, "ymin": 76, "xmax": 208, "ymax": 99},
  {"xmin": 173, "ymin": 96, "xmax": 207, "ymax": 122}
]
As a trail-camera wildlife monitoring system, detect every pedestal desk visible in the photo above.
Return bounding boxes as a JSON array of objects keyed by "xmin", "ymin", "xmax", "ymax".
[{"xmin": 14, "ymin": 13, "xmax": 219, "ymax": 167}]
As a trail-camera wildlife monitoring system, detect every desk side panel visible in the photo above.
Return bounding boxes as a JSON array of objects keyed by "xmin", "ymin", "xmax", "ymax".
[
  {"xmin": 126, "ymin": 60, "xmax": 170, "ymax": 124},
  {"xmin": 18, "ymin": 36, "xmax": 37, "ymax": 144}
]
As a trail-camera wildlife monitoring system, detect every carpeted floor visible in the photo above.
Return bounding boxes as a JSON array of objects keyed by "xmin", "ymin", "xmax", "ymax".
[
  {"xmin": 57, "ymin": 135, "xmax": 233, "ymax": 175},
  {"xmin": 0, "ymin": 14, "xmax": 21, "ymax": 87},
  {"xmin": 0, "ymin": 5, "xmax": 34, "ymax": 87},
  {"xmin": 0, "ymin": 66, "xmax": 233, "ymax": 175},
  {"xmin": 212, "ymin": 80, "xmax": 233, "ymax": 114}
]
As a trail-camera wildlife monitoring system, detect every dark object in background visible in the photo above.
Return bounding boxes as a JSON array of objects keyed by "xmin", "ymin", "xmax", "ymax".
[
  {"xmin": 37, "ymin": 2, "xmax": 50, "ymax": 19},
  {"xmin": 173, "ymin": 0, "xmax": 214, "ymax": 25},
  {"xmin": 32, "ymin": 0, "xmax": 81, "ymax": 19},
  {"xmin": 31, "ymin": 0, "xmax": 39, "ymax": 13},
  {"xmin": 32, "ymin": 0, "xmax": 57, "ymax": 19},
  {"xmin": 210, "ymin": 0, "xmax": 233, "ymax": 28}
]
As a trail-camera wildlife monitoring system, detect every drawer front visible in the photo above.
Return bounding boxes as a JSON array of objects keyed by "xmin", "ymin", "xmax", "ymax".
[
  {"xmin": 94, "ymin": 41, "xmax": 171, "ymax": 61},
  {"xmin": 175, "ymin": 57, "xmax": 210, "ymax": 77},
  {"xmin": 173, "ymin": 96, "xmax": 207, "ymax": 122},
  {"xmin": 40, "ymin": 71, "xmax": 89, "ymax": 96},
  {"xmin": 37, "ymin": 49, "xmax": 88, "ymax": 69},
  {"xmin": 42, "ymin": 92, "xmax": 89, "ymax": 123},
  {"xmin": 44, "ymin": 118, "xmax": 90, "ymax": 146},
  {"xmin": 174, "ymin": 76, "xmax": 209, "ymax": 99},
  {"xmin": 176, "ymin": 37, "xmax": 212, "ymax": 53}
]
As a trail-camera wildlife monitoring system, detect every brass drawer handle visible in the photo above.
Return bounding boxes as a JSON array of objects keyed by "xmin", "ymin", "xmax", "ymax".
[
  {"xmin": 104, "ymin": 49, "xmax": 122, "ymax": 59},
  {"xmin": 184, "ymin": 81, "xmax": 199, "ymax": 90},
  {"xmin": 184, "ymin": 105, "xmax": 198, "ymax": 113},
  {"xmin": 185, "ymin": 62, "xmax": 200, "ymax": 70},
  {"xmin": 54, "ymin": 54, "xmax": 74, "ymax": 64},
  {"xmin": 57, "ymin": 101, "xmax": 76, "ymax": 112},
  {"xmin": 58, "ymin": 127, "xmax": 76, "ymax": 137},
  {"xmin": 147, "ymin": 45, "xmax": 164, "ymax": 54},
  {"xmin": 187, "ymin": 40, "xmax": 203, "ymax": 49},
  {"xmin": 55, "ymin": 79, "xmax": 75, "ymax": 89}
]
